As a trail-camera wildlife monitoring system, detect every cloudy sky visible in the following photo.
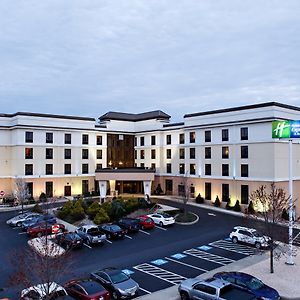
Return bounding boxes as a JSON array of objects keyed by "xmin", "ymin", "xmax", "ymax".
[{"xmin": 0, "ymin": 1, "xmax": 299, "ymax": 121}]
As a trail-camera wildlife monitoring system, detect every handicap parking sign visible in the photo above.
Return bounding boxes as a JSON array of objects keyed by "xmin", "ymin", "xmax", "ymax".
[
  {"xmin": 197, "ymin": 245, "xmax": 212, "ymax": 251},
  {"xmin": 171, "ymin": 253, "xmax": 187, "ymax": 260},
  {"xmin": 122, "ymin": 269, "xmax": 134, "ymax": 275},
  {"xmin": 151, "ymin": 259, "xmax": 168, "ymax": 265}
]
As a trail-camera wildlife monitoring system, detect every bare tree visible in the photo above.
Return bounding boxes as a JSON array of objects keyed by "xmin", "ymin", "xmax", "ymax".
[
  {"xmin": 14, "ymin": 178, "xmax": 31, "ymax": 214},
  {"xmin": 249, "ymin": 182, "xmax": 293, "ymax": 273}
]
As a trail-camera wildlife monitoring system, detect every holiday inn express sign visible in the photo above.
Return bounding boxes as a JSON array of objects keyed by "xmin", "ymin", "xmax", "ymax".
[{"xmin": 272, "ymin": 120, "xmax": 300, "ymax": 138}]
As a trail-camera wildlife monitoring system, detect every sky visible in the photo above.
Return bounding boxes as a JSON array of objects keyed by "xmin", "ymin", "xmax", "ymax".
[{"xmin": 0, "ymin": 0, "xmax": 299, "ymax": 122}]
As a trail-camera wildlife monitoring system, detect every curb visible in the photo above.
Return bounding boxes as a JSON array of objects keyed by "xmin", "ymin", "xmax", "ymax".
[{"xmin": 175, "ymin": 212, "xmax": 199, "ymax": 225}]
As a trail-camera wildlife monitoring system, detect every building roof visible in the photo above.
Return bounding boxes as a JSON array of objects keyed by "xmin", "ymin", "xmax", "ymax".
[
  {"xmin": 0, "ymin": 112, "xmax": 95, "ymax": 121},
  {"xmin": 184, "ymin": 102, "xmax": 300, "ymax": 118},
  {"xmin": 99, "ymin": 110, "xmax": 170, "ymax": 122}
]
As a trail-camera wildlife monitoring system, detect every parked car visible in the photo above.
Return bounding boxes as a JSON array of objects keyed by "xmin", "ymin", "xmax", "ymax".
[
  {"xmin": 147, "ymin": 213, "xmax": 175, "ymax": 226},
  {"xmin": 64, "ymin": 278, "xmax": 110, "ymax": 300},
  {"xmin": 213, "ymin": 272, "xmax": 280, "ymax": 300},
  {"xmin": 21, "ymin": 282, "xmax": 71, "ymax": 299},
  {"xmin": 178, "ymin": 277, "xmax": 256, "ymax": 300},
  {"xmin": 91, "ymin": 267, "xmax": 139, "ymax": 299},
  {"xmin": 27, "ymin": 223, "xmax": 65, "ymax": 238},
  {"xmin": 6, "ymin": 212, "xmax": 40, "ymax": 227},
  {"xmin": 116, "ymin": 218, "xmax": 140, "ymax": 233},
  {"xmin": 98, "ymin": 224, "xmax": 125, "ymax": 240},
  {"xmin": 22, "ymin": 214, "xmax": 57, "ymax": 231},
  {"xmin": 229, "ymin": 226, "xmax": 270, "ymax": 249},
  {"xmin": 135, "ymin": 215, "xmax": 155, "ymax": 230},
  {"xmin": 75, "ymin": 225, "xmax": 106, "ymax": 246},
  {"xmin": 55, "ymin": 232, "xmax": 84, "ymax": 250}
]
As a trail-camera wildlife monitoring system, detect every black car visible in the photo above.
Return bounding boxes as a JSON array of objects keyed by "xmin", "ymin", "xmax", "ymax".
[
  {"xmin": 116, "ymin": 218, "xmax": 140, "ymax": 233},
  {"xmin": 91, "ymin": 267, "xmax": 139, "ymax": 299},
  {"xmin": 98, "ymin": 224, "xmax": 125, "ymax": 240},
  {"xmin": 55, "ymin": 232, "xmax": 84, "ymax": 249}
]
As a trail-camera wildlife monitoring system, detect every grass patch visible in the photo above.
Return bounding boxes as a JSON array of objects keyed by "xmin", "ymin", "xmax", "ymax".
[{"xmin": 175, "ymin": 212, "xmax": 198, "ymax": 223}]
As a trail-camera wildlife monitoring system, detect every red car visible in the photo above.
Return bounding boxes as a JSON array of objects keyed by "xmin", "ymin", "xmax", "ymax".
[
  {"xmin": 64, "ymin": 279, "xmax": 110, "ymax": 300},
  {"xmin": 27, "ymin": 223, "xmax": 65, "ymax": 238},
  {"xmin": 136, "ymin": 215, "xmax": 155, "ymax": 230}
]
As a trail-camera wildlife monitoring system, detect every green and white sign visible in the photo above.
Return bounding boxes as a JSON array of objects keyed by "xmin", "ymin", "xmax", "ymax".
[{"xmin": 272, "ymin": 120, "xmax": 300, "ymax": 138}]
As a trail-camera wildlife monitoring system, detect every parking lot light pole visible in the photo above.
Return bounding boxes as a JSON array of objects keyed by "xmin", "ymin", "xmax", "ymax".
[{"xmin": 286, "ymin": 139, "xmax": 294, "ymax": 265}]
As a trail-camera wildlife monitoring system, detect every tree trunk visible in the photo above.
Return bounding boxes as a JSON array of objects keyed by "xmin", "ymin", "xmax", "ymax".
[{"xmin": 270, "ymin": 241, "xmax": 274, "ymax": 273}]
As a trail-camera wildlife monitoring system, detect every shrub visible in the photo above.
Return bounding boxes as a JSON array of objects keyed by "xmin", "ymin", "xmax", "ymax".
[
  {"xmin": 70, "ymin": 200, "xmax": 85, "ymax": 221},
  {"xmin": 86, "ymin": 201, "xmax": 101, "ymax": 219},
  {"xmin": 282, "ymin": 208, "xmax": 289, "ymax": 220},
  {"xmin": 233, "ymin": 200, "xmax": 241, "ymax": 212},
  {"xmin": 195, "ymin": 193, "xmax": 204, "ymax": 204},
  {"xmin": 57, "ymin": 200, "xmax": 73, "ymax": 219},
  {"xmin": 94, "ymin": 208, "xmax": 110, "ymax": 225},
  {"xmin": 247, "ymin": 201, "xmax": 255, "ymax": 214},
  {"xmin": 109, "ymin": 200, "xmax": 126, "ymax": 220},
  {"xmin": 124, "ymin": 198, "xmax": 140, "ymax": 214},
  {"xmin": 225, "ymin": 202, "xmax": 233, "ymax": 210},
  {"xmin": 154, "ymin": 184, "xmax": 163, "ymax": 195},
  {"xmin": 39, "ymin": 192, "xmax": 47, "ymax": 202},
  {"xmin": 214, "ymin": 196, "xmax": 221, "ymax": 207},
  {"xmin": 31, "ymin": 203, "xmax": 43, "ymax": 214}
]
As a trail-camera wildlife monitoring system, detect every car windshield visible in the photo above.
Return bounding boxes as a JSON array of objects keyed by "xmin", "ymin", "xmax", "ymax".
[
  {"xmin": 111, "ymin": 225, "xmax": 121, "ymax": 232},
  {"xmin": 110, "ymin": 272, "xmax": 129, "ymax": 284},
  {"xmin": 161, "ymin": 213, "xmax": 171, "ymax": 218},
  {"xmin": 246, "ymin": 277, "xmax": 264, "ymax": 290},
  {"xmin": 252, "ymin": 230, "xmax": 262, "ymax": 237}
]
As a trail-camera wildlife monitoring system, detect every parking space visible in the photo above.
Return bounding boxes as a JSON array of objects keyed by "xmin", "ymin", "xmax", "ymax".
[{"xmin": 209, "ymin": 239, "xmax": 260, "ymax": 255}]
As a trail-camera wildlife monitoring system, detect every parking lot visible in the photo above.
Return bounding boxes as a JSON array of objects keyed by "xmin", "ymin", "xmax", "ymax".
[{"xmin": 0, "ymin": 201, "xmax": 266, "ymax": 299}]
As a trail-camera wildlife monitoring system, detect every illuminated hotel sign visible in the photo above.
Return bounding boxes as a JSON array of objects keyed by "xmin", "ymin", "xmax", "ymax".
[{"xmin": 272, "ymin": 120, "xmax": 300, "ymax": 139}]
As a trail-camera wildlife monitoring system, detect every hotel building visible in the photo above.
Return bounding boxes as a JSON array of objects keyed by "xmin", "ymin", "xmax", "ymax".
[{"xmin": 0, "ymin": 102, "xmax": 300, "ymax": 214}]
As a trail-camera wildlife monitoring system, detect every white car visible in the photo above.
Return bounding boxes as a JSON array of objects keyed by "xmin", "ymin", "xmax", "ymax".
[
  {"xmin": 229, "ymin": 226, "xmax": 270, "ymax": 249},
  {"xmin": 6, "ymin": 212, "xmax": 40, "ymax": 227},
  {"xmin": 147, "ymin": 213, "xmax": 175, "ymax": 226},
  {"xmin": 21, "ymin": 282, "xmax": 68, "ymax": 299}
]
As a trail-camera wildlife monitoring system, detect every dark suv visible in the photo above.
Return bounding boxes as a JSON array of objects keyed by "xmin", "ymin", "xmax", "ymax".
[{"xmin": 116, "ymin": 218, "xmax": 140, "ymax": 233}]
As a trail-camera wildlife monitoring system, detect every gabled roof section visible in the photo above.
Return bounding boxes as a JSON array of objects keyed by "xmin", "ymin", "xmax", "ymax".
[
  {"xmin": 184, "ymin": 102, "xmax": 300, "ymax": 118},
  {"xmin": 99, "ymin": 110, "xmax": 170, "ymax": 122}
]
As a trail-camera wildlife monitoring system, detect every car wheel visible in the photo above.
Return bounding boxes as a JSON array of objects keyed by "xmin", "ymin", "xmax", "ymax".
[
  {"xmin": 141, "ymin": 225, "xmax": 144, "ymax": 230},
  {"xmin": 159, "ymin": 221, "xmax": 163, "ymax": 227},
  {"xmin": 112, "ymin": 291, "xmax": 119, "ymax": 299},
  {"xmin": 255, "ymin": 242, "xmax": 261, "ymax": 249},
  {"xmin": 107, "ymin": 234, "xmax": 111, "ymax": 240},
  {"xmin": 180, "ymin": 292, "xmax": 190, "ymax": 300},
  {"xmin": 86, "ymin": 239, "xmax": 91, "ymax": 245},
  {"xmin": 37, "ymin": 232, "xmax": 42, "ymax": 237},
  {"xmin": 16, "ymin": 222, "xmax": 22, "ymax": 227},
  {"xmin": 232, "ymin": 236, "xmax": 238, "ymax": 244}
]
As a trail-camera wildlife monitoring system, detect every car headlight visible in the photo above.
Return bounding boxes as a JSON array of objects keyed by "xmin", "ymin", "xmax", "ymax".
[{"xmin": 117, "ymin": 288, "xmax": 126, "ymax": 295}]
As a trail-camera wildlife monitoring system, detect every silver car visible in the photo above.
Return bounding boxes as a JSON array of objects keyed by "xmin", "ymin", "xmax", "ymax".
[{"xmin": 6, "ymin": 212, "xmax": 39, "ymax": 227}]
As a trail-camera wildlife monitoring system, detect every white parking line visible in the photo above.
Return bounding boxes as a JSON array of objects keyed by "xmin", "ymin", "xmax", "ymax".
[
  {"xmin": 105, "ymin": 239, "xmax": 112, "ymax": 244},
  {"xmin": 208, "ymin": 213, "xmax": 216, "ymax": 216},
  {"xmin": 184, "ymin": 249, "xmax": 234, "ymax": 265},
  {"xmin": 125, "ymin": 235, "xmax": 132, "ymax": 239},
  {"xmin": 83, "ymin": 243, "xmax": 92, "ymax": 249},
  {"xmin": 209, "ymin": 240, "xmax": 258, "ymax": 255},
  {"xmin": 165, "ymin": 257, "xmax": 208, "ymax": 272},
  {"xmin": 18, "ymin": 232, "xmax": 27, "ymax": 235},
  {"xmin": 12, "ymin": 227, "xmax": 20, "ymax": 230},
  {"xmin": 139, "ymin": 229, "xmax": 150, "ymax": 235},
  {"xmin": 155, "ymin": 225, "xmax": 167, "ymax": 231},
  {"xmin": 139, "ymin": 287, "xmax": 152, "ymax": 294}
]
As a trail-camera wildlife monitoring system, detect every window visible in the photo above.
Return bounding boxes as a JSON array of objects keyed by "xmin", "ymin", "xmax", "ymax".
[
  {"xmin": 190, "ymin": 164, "xmax": 196, "ymax": 175},
  {"xmin": 134, "ymin": 137, "xmax": 137, "ymax": 147},
  {"xmin": 140, "ymin": 163, "xmax": 144, "ymax": 168},
  {"xmin": 96, "ymin": 135, "xmax": 103, "ymax": 145},
  {"xmin": 222, "ymin": 184, "xmax": 229, "ymax": 202},
  {"xmin": 25, "ymin": 131, "xmax": 33, "ymax": 143},
  {"xmin": 166, "ymin": 163, "xmax": 172, "ymax": 174},
  {"xmin": 25, "ymin": 164, "xmax": 33, "ymax": 175},
  {"xmin": 151, "ymin": 136, "xmax": 156, "ymax": 145},
  {"xmin": 64, "ymin": 164, "xmax": 71, "ymax": 174},
  {"xmin": 45, "ymin": 181, "xmax": 53, "ymax": 198},
  {"xmin": 222, "ymin": 129, "xmax": 229, "ymax": 141},
  {"xmin": 140, "ymin": 150, "xmax": 145, "ymax": 159},
  {"xmin": 205, "ymin": 130, "xmax": 211, "ymax": 142},
  {"xmin": 82, "ymin": 180, "xmax": 89, "ymax": 195},
  {"xmin": 205, "ymin": 164, "xmax": 211, "ymax": 175},
  {"xmin": 165, "ymin": 179, "xmax": 173, "ymax": 193},
  {"xmin": 241, "ymin": 164, "xmax": 248, "ymax": 177},
  {"xmin": 190, "ymin": 148, "xmax": 195, "ymax": 159},
  {"xmin": 179, "ymin": 163, "xmax": 185, "ymax": 174},
  {"xmin": 179, "ymin": 148, "xmax": 185, "ymax": 159},
  {"xmin": 189, "ymin": 131, "xmax": 196, "ymax": 143},
  {"xmin": 45, "ymin": 164, "xmax": 53, "ymax": 175},
  {"xmin": 151, "ymin": 149, "xmax": 156, "ymax": 159},
  {"xmin": 46, "ymin": 148, "xmax": 53, "ymax": 159},
  {"xmin": 222, "ymin": 146, "xmax": 229, "ymax": 159},
  {"xmin": 82, "ymin": 163, "xmax": 89, "ymax": 174},
  {"xmin": 151, "ymin": 163, "xmax": 156, "ymax": 170},
  {"xmin": 179, "ymin": 133, "xmax": 185, "ymax": 144},
  {"xmin": 241, "ymin": 185, "xmax": 249, "ymax": 204},
  {"xmin": 65, "ymin": 133, "xmax": 71, "ymax": 144},
  {"xmin": 205, "ymin": 182, "xmax": 211, "ymax": 200},
  {"xmin": 25, "ymin": 148, "xmax": 33, "ymax": 159},
  {"xmin": 97, "ymin": 149, "xmax": 102, "ymax": 159},
  {"xmin": 82, "ymin": 149, "xmax": 89, "ymax": 159},
  {"xmin": 241, "ymin": 146, "xmax": 248, "ymax": 159},
  {"xmin": 166, "ymin": 149, "xmax": 171, "ymax": 159},
  {"xmin": 241, "ymin": 127, "xmax": 248, "ymax": 140},
  {"xmin": 82, "ymin": 134, "xmax": 89, "ymax": 145},
  {"xmin": 64, "ymin": 149, "xmax": 71, "ymax": 159},
  {"xmin": 96, "ymin": 163, "xmax": 102, "ymax": 170},
  {"xmin": 140, "ymin": 136, "xmax": 145, "ymax": 146},
  {"xmin": 46, "ymin": 132, "xmax": 53, "ymax": 144},
  {"xmin": 222, "ymin": 164, "xmax": 229, "ymax": 176},
  {"xmin": 134, "ymin": 150, "xmax": 137, "ymax": 159},
  {"xmin": 166, "ymin": 134, "xmax": 171, "ymax": 145},
  {"xmin": 205, "ymin": 147, "xmax": 211, "ymax": 159},
  {"xmin": 178, "ymin": 184, "xmax": 185, "ymax": 197}
]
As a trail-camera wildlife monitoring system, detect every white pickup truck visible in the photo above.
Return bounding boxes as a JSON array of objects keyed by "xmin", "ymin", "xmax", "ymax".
[{"xmin": 75, "ymin": 225, "xmax": 106, "ymax": 246}]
